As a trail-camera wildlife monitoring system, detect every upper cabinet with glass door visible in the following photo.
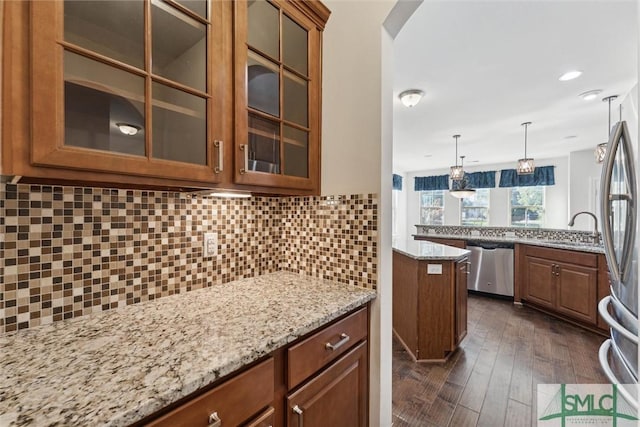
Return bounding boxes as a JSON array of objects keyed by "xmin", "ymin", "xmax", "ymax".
[
  {"xmin": 28, "ymin": 0, "xmax": 225, "ymax": 184},
  {"xmin": 234, "ymin": 0, "xmax": 330, "ymax": 192}
]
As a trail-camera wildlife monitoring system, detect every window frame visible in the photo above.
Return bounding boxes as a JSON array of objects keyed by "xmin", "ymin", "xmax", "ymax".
[
  {"xmin": 460, "ymin": 188, "xmax": 490, "ymax": 226},
  {"xmin": 509, "ymin": 186, "xmax": 546, "ymax": 228},
  {"xmin": 419, "ymin": 190, "xmax": 445, "ymax": 225}
]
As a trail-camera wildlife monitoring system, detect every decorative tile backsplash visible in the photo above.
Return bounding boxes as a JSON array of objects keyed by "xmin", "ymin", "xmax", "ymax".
[{"xmin": 0, "ymin": 184, "xmax": 377, "ymax": 333}]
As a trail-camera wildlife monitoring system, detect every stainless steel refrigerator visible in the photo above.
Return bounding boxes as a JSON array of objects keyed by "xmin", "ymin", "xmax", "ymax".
[{"xmin": 598, "ymin": 86, "xmax": 640, "ymax": 409}]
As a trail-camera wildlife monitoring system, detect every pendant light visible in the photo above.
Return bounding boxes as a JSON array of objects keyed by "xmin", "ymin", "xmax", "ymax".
[
  {"xmin": 595, "ymin": 95, "xmax": 618, "ymax": 163},
  {"xmin": 449, "ymin": 134, "xmax": 464, "ymax": 181},
  {"xmin": 516, "ymin": 121, "xmax": 535, "ymax": 175},
  {"xmin": 450, "ymin": 156, "xmax": 476, "ymax": 199}
]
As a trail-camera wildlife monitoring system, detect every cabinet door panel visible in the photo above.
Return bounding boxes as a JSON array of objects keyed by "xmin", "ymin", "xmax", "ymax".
[
  {"xmin": 456, "ymin": 259, "xmax": 468, "ymax": 345},
  {"xmin": 287, "ymin": 341, "xmax": 368, "ymax": 427},
  {"xmin": 556, "ymin": 262, "xmax": 598, "ymax": 324},
  {"xmin": 524, "ymin": 256, "xmax": 555, "ymax": 308}
]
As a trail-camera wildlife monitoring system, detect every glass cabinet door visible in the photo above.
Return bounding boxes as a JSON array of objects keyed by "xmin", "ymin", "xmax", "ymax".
[
  {"xmin": 235, "ymin": 0, "xmax": 322, "ymax": 191},
  {"xmin": 31, "ymin": 0, "xmax": 224, "ymax": 183}
]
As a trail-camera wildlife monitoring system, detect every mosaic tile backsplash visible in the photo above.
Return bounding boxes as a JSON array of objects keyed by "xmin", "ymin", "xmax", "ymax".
[
  {"xmin": 414, "ymin": 225, "xmax": 599, "ymax": 243},
  {"xmin": 0, "ymin": 183, "xmax": 378, "ymax": 333}
]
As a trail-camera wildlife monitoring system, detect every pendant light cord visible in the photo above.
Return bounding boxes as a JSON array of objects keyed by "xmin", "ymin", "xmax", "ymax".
[
  {"xmin": 454, "ymin": 135, "xmax": 459, "ymax": 167},
  {"xmin": 524, "ymin": 124, "xmax": 528, "ymax": 158}
]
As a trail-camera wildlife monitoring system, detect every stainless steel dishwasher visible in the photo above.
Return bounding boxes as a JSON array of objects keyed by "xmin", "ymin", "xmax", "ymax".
[{"xmin": 466, "ymin": 241, "xmax": 514, "ymax": 297}]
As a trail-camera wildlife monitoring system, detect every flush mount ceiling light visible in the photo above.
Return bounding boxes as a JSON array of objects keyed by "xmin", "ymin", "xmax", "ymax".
[
  {"xmin": 516, "ymin": 121, "xmax": 535, "ymax": 175},
  {"xmin": 449, "ymin": 134, "xmax": 464, "ymax": 181},
  {"xmin": 450, "ymin": 155, "xmax": 476, "ymax": 199},
  {"xmin": 595, "ymin": 95, "xmax": 618, "ymax": 163},
  {"xmin": 398, "ymin": 89, "xmax": 424, "ymax": 108},
  {"xmin": 579, "ymin": 89, "xmax": 602, "ymax": 101},
  {"xmin": 116, "ymin": 123, "xmax": 141, "ymax": 136},
  {"xmin": 558, "ymin": 70, "xmax": 582, "ymax": 81}
]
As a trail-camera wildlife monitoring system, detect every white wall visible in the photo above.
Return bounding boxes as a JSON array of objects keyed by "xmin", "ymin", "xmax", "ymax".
[
  {"xmin": 402, "ymin": 156, "xmax": 569, "ymax": 234},
  {"xmin": 321, "ymin": 2, "xmax": 397, "ymax": 426},
  {"xmin": 568, "ymin": 149, "xmax": 603, "ymax": 231}
]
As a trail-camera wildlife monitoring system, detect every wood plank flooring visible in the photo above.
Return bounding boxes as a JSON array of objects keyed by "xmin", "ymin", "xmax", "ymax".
[{"xmin": 392, "ymin": 294, "xmax": 608, "ymax": 427}]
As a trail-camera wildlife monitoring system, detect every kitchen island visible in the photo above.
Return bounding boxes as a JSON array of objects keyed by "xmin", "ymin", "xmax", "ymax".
[
  {"xmin": 392, "ymin": 240, "xmax": 470, "ymax": 362},
  {"xmin": 0, "ymin": 272, "xmax": 376, "ymax": 427}
]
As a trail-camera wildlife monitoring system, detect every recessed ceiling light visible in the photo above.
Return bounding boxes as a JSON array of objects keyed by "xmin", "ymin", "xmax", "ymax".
[
  {"xmin": 398, "ymin": 89, "xmax": 425, "ymax": 108},
  {"xmin": 423, "ymin": 154, "xmax": 432, "ymax": 158},
  {"xmin": 579, "ymin": 90, "xmax": 602, "ymax": 101},
  {"xmin": 564, "ymin": 135, "xmax": 577, "ymax": 139},
  {"xmin": 470, "ymin": 160, "xmax": 480, "ymax": 163},
  {"xmin": 559, "ymin": 70, "xmax": 582, "ymax": 81},
  {"xmin": 116, "ymin": 123, "xmax": 141, "ymax": 136}
]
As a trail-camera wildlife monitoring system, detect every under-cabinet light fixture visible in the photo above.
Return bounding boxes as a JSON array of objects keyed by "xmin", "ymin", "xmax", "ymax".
[
  {"xmin": 116, "ymin": 123, "xmax": 141, "ymax": 136},
  {"xmin": 210, "ymin": 191, "xmax": 252, "ymax": 198}
]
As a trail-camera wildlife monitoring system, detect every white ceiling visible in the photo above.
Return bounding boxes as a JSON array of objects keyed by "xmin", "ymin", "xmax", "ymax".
[{"xmin": 393, "ymin": 0, "xmax": 638, "ymax": 174}]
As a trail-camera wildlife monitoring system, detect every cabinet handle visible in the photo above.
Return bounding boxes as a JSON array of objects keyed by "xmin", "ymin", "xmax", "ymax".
[
  {"xmin": 293, "ymin": 405, "xmax": 304, "ymax": 427},
  {"xmin": 325, "ymin": 333, "xmax": 350, "ymax": 351},
  {"xmin": 555, "ymin": 265, "xmax": 560, "ymax": 276},
  {"xmin": 214, "ymin": 140, "xmax": 224, "ymax": 173},
  {"xmin": 208, "ymin": 412, "xmax": 221, "ymax": 427},
  {"xmin": 240, "ymin": 144, "xmax": 248, "ymax": 174}
]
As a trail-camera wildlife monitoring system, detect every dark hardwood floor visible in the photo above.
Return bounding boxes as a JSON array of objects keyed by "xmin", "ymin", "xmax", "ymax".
[{"xmin": 392, "ymin": 294, "xmax": 609, "ymax": 427}]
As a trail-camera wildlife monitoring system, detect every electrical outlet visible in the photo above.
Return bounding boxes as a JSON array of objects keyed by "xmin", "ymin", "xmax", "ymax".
[{"xmin": 204, "ymin": 232, "xmax": 218, "ymax": 257}]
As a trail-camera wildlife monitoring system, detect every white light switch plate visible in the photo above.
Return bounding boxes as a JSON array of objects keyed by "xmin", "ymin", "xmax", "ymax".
[
  {"xmin": 204, "ymin": 232, "xmax": 218, "ymax": 257},
  {"xmin": 427, "ymin": 264, "xmax": 443, "ymax": 275}
]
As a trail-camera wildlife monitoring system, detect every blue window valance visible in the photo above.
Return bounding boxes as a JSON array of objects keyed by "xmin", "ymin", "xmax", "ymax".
[
  {"xmin": 393, "ymin": 174, "xmax": 403, "ymax": 191},
  {"xmin": 415, "ymin": 175, "xmax": 449, "ymax": 191},
  {"xmin": 465, "ymin": 171, "xmax": 496, "ymax": 189},
  {"xmin": 498, "ymin": 166, "xmax": 555, "ymax": 188}
]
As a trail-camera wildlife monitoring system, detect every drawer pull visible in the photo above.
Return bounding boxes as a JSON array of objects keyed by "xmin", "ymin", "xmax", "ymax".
[
  {"xmin": 208, "ymin": 412, "xmax": 221, "ymax": 427},
  {"xmin": 325, "ymin": 333, "xmax": 350, "ymax": 351},
  {"xmin": 214, "ymin": 140, "xmax": 224, "ymax": 173},
  {"xmin": 293, "ymin": 405, "xmax": 304, "ymax": 427}
]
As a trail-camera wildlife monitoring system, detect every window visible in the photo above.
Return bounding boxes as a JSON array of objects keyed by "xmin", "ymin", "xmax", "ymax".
[
  {"xmin": 510, "ymin": 186, "xmax": 545, "ymax": 228},
  {"xmin": 420, "ymin": 190, "xmax": 445, "ymax": 225},
  {"xmin": 461, "ymin": 189, "xmax": 490, "ymax": 226}
]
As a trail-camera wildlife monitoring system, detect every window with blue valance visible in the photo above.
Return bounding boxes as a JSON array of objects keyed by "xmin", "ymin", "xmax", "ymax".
[
  {"xmin": 465, "ymin": 171, "xmax": 496, "ymax": 189},
  {"xmin": 415, "ymin": 175, "xmax": 449, "ymax": 191},
  {"xmin": 393, "ymin": 174, "xmax": 403, "ymax": 190},
  {"xmin": 498, "ymin": 166, "xmax": 555, "ymax": 188}
]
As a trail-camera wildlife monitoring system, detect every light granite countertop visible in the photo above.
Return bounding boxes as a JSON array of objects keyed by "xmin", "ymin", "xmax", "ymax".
[
  {"xmin": 412, "ymin": 233, "xmax": 604, "ymax": 254},
  {"xmin": 393, "ymin": 239, "xmax": 470, "ymax": 261},
  {"xmin": 0, "ymin": 272, "xmax": 376, "ymax": 427}
]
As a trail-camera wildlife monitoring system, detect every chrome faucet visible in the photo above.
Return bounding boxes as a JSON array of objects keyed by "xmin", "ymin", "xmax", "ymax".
[{"xmin": 568, "ymin": 211, "xmax": 599, "ymax": 244}]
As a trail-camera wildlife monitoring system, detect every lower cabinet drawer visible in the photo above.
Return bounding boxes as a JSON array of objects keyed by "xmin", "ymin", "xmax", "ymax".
[
  {"xmin": 146, "ymin": 358, "xmax": 274, "ymax": 427},
  {"xmin": 287, "ymin": 307, "xmax": 368, "ymax": 389},
  {"xmin": 244, "ymin": 406, "xmax": 275, "ymax": 427}
]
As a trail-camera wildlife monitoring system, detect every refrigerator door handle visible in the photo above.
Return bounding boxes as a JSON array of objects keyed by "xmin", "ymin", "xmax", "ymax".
[
  {"xmin": 600, "ymin": 121, "xmax": 637, "ymax": 284},
  {"xmin": 598, "ymin": 296, "xmax": 639, "ymax": 344},
  {"xmin": 599, "ymin": 339, "xmax": 639, "ymax": 410}
]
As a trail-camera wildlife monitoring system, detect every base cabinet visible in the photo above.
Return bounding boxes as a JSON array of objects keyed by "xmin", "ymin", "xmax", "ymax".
[
  {"xmin": 286, "ymin": 342, "xmax": 368, "ymax": 427},
  {"xmin": 141, "ymin": 305, "xmax": 369, "ymax": 427},
  {"xmin": 520, "ymin": 245, "xmax": 599, "ymax": 329}
]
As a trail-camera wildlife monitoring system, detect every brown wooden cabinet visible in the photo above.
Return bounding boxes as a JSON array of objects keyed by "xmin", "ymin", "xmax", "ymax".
[
  {"xmin": 520, "ymin": 245, "xmax": 599, "ymax": 328},
  {"xmin": 2, "ymin": 0, "xmax": 329, "ymax": 195},
  {"xmin": 392, "ymin": 250, "xmax": 468, "ymax": 362},
  {"xmin": 286, "ymin": 342, "xmax": 368, "ymax": 427},
  {"xmin": 140, "ymin": 305, "xmax": 369, "ymax": 427}
]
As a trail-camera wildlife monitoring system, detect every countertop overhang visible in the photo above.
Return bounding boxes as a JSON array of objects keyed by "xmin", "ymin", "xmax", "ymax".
[
  {"xmin": 0, "ymin": 272, "xmax": 376, "ymax": 427},
  {"xmin": 393, "ymin": 239, "xmax": 470, "ymax": 261}
]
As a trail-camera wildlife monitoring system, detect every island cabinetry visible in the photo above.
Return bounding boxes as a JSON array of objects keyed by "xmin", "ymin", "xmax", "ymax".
[
  {"xmin": 393, "ymin": 249, "xmax": 468, "ymax": 362},
  {"xmin": 520, "ymin": 245, "xmax": 598, "ymax": 327}
]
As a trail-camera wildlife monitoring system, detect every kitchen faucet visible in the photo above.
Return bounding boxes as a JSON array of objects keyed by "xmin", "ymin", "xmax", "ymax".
[{"xmin": 568, "ymin": 211, "xmax": 599, "ymax": 244}]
